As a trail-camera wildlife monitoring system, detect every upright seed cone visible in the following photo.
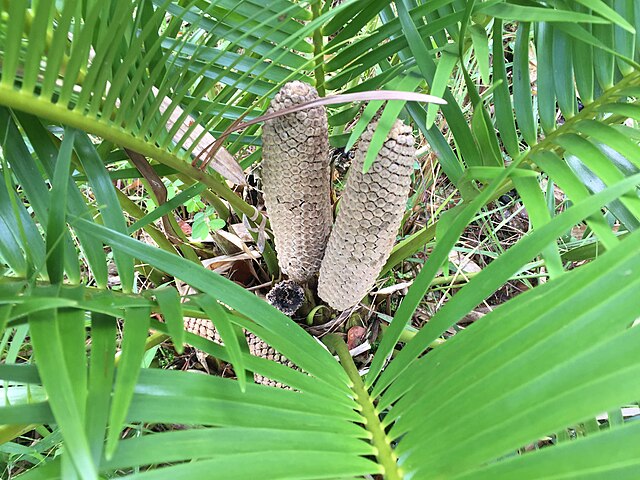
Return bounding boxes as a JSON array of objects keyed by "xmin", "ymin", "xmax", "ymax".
[
  {"xmin": 318, "ymin": 120, "xmax": 416, "ymax": 311},
  {"xmin": 261, "ymin": 81, "xmax": 332, "ymax": 283}
]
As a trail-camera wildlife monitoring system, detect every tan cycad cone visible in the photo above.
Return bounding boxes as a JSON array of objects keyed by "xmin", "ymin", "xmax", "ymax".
[
  {"xmin": 185, "ymin": 318, "xmax": 295, "ymax": 388},
  {"xmin": 318, "ymin": 120, "xmax": 416, "ymax": 311},
  {"xmin": 261, "ymin": 81, "xmax": 332, "ymax": 283}
]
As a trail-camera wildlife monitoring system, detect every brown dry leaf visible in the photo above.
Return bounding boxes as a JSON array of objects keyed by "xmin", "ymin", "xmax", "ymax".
[
  {"xmin": 528, "ymin": 41, "xmax": 538, "ymax": 85},
  {"xmin": 237, "ymin": 90, "xmax": 446, "ymax": 131},
  {"xmin": 540, "ymin": 178, "xmax": 566, "ymax": 205},
  {"xmin": 571, "ymin": 225, "xmax": 586, "ymax": 241},
  {"xmin": 201, "ymin": 251, "xmax": 262, "ymax": 274},
  {"xmin": 123, "ymin": 178, "xmax": 142, "ymax": 193},
  {"xmin": 448, "ymin": 250, "xmax": 482, "ymax": 273},
  {"xmin": 371, "ymin": 281, "xmax": 413, "ymax": 296},
  {"xmin": 227, "ymin": 260, "xmax": 258, "ymax": 287},
  {"xmin": 215, "ymin": 228, "xmax": 249, "ymax": 251},
  {"xmin": 159, "ymin": 92, "xmax": 246, "ymax": 185},
  {"xmin": 230, "ymin": 222, "xmax": 254, "ymax": 243}
]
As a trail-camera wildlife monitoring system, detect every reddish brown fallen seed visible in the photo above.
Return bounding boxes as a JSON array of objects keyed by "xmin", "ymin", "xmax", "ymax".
[
  {"xmin": 318, "ymin": 120, "xmax": 416, "ymax": 311},
  {"xmin": 261, "ymin": 81, "xmax": 332, "ymax": 282},
  {"xmin": 184, "ymin": 317, "xmax": 295, "ymax": 388}
]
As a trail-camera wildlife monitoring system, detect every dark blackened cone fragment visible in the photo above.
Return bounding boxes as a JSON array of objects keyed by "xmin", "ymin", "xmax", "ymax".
[{"xmin": 266, "ymin": 280, "xmax": 305, "ymax": 316}]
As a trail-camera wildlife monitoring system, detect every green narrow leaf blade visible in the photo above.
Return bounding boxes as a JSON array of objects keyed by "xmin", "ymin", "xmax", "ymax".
[
  {"xmin": 455, "ymin": 421, "xmax": 640, "ymax": 479},
  {"xmin": 471, "ymin": 103, "xmax": 503, "ymax": 167},
  {"xmin": 536, "ymin": 22, "xmax": 557, "ymax": 134},
  {"xmin": 194, "ymin": 295, "xmax": 248, "ymax": 392},
  {"xmin": 492, "ymin": 19, "xmax": 520, "ymax": 157},
  {"xmin": 106, "ymin": 306, "xmax": 150, "ymax": 458},
  {"xmin": 28, "ymin": 308, "xmax": 96, "ymax": 478},
  {"xmin": 426, "ymin": 49, "xmax": 458, "ymax": 129},
  {"xmin": 45, "ymin": 129, "xmax": 76, "ymax": 284},
  {"xmin": 470, "ymin": 23, "xmax": 491, "ymax": 85},
  {"xmin": 552, "ymin": 27, "xmax": 576, "ymax": 119},
  {"xmin": 86, "ymin": 312, "xmax": 117, "ymax": 465},
  {"xmin": 74, "ymin": 133, "xmax": 134, "ymax": 293},
  {"xmin": 56, "ymin": 286, "xmax": 88, "ymax": 420},
  {"xmin": 153, "ymin": 286, "xmax": 185, "ymax": 354},
  {"xmin": 512, "ymin": 175, "xmax": 564, "ymax": 278},
  {"xmin": 513, "ymin": 22, "xmax": 537, "ymax": 146}
]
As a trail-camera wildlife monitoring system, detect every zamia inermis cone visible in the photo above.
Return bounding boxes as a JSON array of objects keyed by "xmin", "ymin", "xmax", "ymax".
[
  {"xmin": 318, "ymin": 120, "xmax": 416, "ymax": 311},
  {"xmin": 261, "ymin": 81, "xmax": 332, "ymax": 283},
  {"xmin": 184, "ymin": 318, "xmax": 295, "ymax": 388}
]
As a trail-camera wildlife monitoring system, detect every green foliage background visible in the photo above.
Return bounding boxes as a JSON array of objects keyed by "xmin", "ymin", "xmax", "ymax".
[{"xmin": 1, "ymin": 0, "xmax": 640, "ymax": 478}]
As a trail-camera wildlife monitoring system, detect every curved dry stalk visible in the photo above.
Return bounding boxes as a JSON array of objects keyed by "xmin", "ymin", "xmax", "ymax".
[{"xmin": 199, "ymin": 89, "xmax": 444, "ymax": 169}]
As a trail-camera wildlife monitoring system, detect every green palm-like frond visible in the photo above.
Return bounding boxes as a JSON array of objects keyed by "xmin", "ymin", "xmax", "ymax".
[
  {"xmin": 2, "ymin": 1, "xmax": 640, "ymax": 479},
  {"xmin": 3, "ymin": 205, "xmax": 640, "ymax": 477},
  {"xmin": 0, "ymin": 0, "xmax": 334, "ymax": 223}
]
